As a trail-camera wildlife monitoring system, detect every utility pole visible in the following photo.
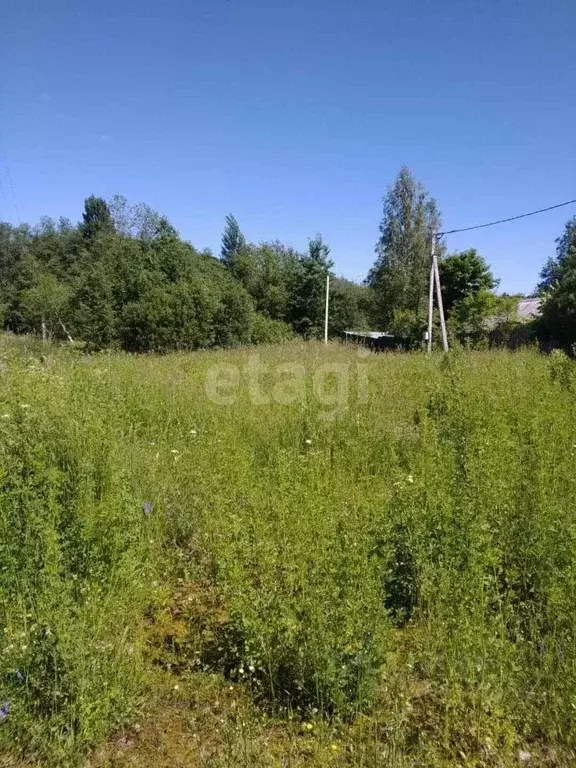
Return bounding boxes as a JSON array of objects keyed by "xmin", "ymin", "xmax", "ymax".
[
  {"xmin": 324, "ymin": 273, "xmax": 330, "ymax": 344},
  {"xmin": 433, "ymin": 238, "xmax": 449, "ymax": 352},
  {"xmin": 427, "ymin": 248, "xmax": 434, "ymax": 354},
  {"xmin": 427, "ymin": 234, "xmax": 449, "ymax": 353}
]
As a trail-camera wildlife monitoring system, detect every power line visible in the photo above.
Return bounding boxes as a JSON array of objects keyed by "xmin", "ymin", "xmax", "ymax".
[{"xmin": 438, "ymin": 197, "xmax": 576, "ymax": 237}]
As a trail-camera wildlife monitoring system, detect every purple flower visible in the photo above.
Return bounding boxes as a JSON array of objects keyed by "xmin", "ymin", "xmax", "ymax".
[
  {"xmin": 0, "ymin": 701, "xmax": 10, "ymax": 721},
  {"xmin": 143, "ymin": 501, "xmax": 153, "ymax": 515}
]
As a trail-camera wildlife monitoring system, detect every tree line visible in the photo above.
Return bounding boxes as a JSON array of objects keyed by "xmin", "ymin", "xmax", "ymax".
[
  {"xmin": 0, "ymin": 195, "xmax": 370, "ymax": 351},
  {"xmin": 0, "ymin": 169, "xmax": 574, "ymax": 352}
]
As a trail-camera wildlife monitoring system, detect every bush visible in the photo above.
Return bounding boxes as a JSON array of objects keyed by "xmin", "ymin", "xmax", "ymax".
[{"xmin": 250, "ymin": 313, "xmax": 294, "ymax": 344}]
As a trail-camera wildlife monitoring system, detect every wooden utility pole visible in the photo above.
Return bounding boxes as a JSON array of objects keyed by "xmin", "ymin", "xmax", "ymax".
[
  {"xmin": 427, "ymin": 234, "xmax": 449, "ymax": 353},
  {"xmin": 324, "ymin": 273, "xmax": 330, "ymax": 344}
]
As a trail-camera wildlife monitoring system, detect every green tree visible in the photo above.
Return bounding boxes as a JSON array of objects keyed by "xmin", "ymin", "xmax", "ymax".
[
  {"xmin": 439, "ymin": 249, "xmax": 498, "ymax": 313},
  {"xmin": 248, "ymin": 244, "xmax": 292, "ymax": 319},
  {"xmin": 368, "ymin": 167, "xmax": 442, "ymax": 330},
  {"xmin": 448, "ymin": 292, "xmax": 519, "ymax": 348},
  {"xmin": 20, "ymin": 274, "xmax": 71, "ymax": 339},
  {"xmin": 80, "ymin": 196, "xmax": 115, "ymax": 241},
  {"xmin": 68, "ymin": 264, "xmax": 117, "ymax": 349},
  {"xmin": 221, "ymin": 214, "xmax": 246, "ymax": 267},
  {"xmin": 0, "ymin": 223, "xmax": 36, "ymax": 331},
  {"xmin": 119, "ymin": 281, "xmax": 217, "ymax": 352},
  {"xmin": 214, "ymin": 283, "xmax": 254, "ymax": 347},
  {"xmin": 448, "ymin": 290, "xmax": 497, "ymax": 348},
  {"xmin": 31, "ymin": 216, "xmax": 81, "ymax": 279},
  {"xmin": 108, "ymin": 195, "xmax": 178, "ymax": 240},
  {"xmin": 536, "ymin": 257, "xmax": 561, "ymax": 296},
  {"xmin": 289, "ymin": 234, "xmax": 333, "ymax": 338},
  {"xmin": 328, "ymin": 278, "xmax": 371, "ymax": 336},
  {"xmin": 539, "ymin": 218, "xmax": 576, "ymax": 345},
  {"xmin": 536, "ymin": 218, "xmax": 576, "ymax": 296}
]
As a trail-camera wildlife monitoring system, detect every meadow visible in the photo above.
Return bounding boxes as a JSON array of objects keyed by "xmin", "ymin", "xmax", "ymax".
[{"xmin": 1, "ymin": 336, "xmax": 576, "ymax": 767}]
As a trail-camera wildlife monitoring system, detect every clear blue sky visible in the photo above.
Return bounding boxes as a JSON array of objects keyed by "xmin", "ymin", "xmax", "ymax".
[{"xmin": 2, "ymin": 0, "xmax": 575, "ymax": 294}]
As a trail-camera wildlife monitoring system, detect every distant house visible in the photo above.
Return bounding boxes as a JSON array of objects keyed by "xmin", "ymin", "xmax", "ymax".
[
  {"xmin": 516, "ymin": 298, "xmax": 541, "ymax": 320},
  {"xmin": 489, "ymin": 297, "xmax": 541, "ymax": 349}
]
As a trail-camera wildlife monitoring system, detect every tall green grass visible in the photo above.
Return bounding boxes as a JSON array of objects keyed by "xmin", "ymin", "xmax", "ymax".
[{"xmin": 1, "ymin": 335, "xmax": 576, "ymax": 765}]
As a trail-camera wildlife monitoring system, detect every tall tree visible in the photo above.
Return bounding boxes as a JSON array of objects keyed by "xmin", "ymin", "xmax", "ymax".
[
  {"xmin": 80, "ymin": 196, "xmax": 115, "ymax": 241},
  {"xmin": 289, "ymin": 234, "xmax": 333, "ymax": 338},
  {"xmin": 221, "ymin": 214, "xmax": 246, "ymax": 267},
  {"xmin": 439, "ymin": 249, "xmax": 498, "ymax": 313},
  {"xmin": 368, "ymin": 167, "xmax": 442, "ymax": 330},
  {"xmin": 307, "ymin": 233, "xmax": 333, "ymax": 271}
]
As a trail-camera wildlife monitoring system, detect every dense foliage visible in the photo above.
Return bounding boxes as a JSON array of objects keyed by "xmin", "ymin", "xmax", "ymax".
[
  {"xmin": 538, "ymin": 217, "xmax": 576, "ymax": 347},
  {"xmin": 0, "ymin": 198, "xmax": 370, "ymax": 352}
]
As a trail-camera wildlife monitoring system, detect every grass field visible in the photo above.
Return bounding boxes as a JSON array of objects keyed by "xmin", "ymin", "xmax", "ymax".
[{"xmin": 1, "ymin": 336, "xmax": 576, "ymax": 766}]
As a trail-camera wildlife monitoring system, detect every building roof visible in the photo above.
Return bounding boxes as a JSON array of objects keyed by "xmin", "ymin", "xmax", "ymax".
[
  {"xmin": 343, "ymin": 331, "xmax": 393, "ymax": 339},
  {"xmin": 516, "ymin": 298, "xmax": 541, "ymax": 319}
]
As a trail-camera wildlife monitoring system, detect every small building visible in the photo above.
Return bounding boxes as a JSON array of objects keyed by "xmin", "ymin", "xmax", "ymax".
[{"xmin": 343, "ymin": 330, "xmax": 408, "ymax": 351}]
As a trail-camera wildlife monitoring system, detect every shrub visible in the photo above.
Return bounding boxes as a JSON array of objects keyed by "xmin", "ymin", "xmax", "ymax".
[{"xmin": 250, "ymin": 313, "xmax": 294, "ymax": 344}]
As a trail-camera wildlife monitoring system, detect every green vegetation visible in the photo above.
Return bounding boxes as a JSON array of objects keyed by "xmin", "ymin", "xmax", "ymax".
[
  {"xmin": 368, "ymin": 165, "xmax": 443, "ymax": 335},
  {"xmin": 0, "ymin": 198, "xmax": 369, "ymax": 352},
  {"xmin": 538, "ymin": 217, "xmax": 576, "ymax": 347},
  {"xmin": 2, "ymin": 170, "xmax": 575, "ymax": 352},
  {"xmin": 2, "ymin": 336, "xmax": 576, "ymax": 766}
]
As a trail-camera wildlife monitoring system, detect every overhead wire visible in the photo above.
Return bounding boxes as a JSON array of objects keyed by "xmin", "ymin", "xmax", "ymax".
[{"xmin": 438, "ymin": 197, "xmax": 576, "ymax": 237}]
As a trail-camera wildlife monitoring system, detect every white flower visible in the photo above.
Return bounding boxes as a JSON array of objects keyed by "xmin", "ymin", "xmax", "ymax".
[
  {"xmin": 248, "ymin": 664, "xmax": 255, "ymax": 673},
  {"xmin": 519, "ymin": 750, "xmax": 531, "ymax": 763},
  {"xmin": 173, "ymin": 684, "xmax": 179, "ymax": 691},
  {"xmin": 239, "ymin": 667, "xmax": 244, "ymax": 675},
  {"xmin": 190, "ymin": 429, "xmax": 197, "ymax": 436},
  {"xmin": 1, "ymin": 414, "xmax": 9, "ymax": 419},
  {"xmin": 305, "ymin": 439, "xmax": 312, "ymax": 445},
  {"xmin": 171, "ymin": 449, "xmax": 179, "ymax": 454},
  {"xmin": 407, "ymin": 474, "xmax": 414, "ymax": 483}
]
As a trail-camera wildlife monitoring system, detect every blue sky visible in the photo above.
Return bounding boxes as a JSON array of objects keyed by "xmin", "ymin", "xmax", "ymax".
[{"xmin": 2, "ymin": 0, "xmax": 575, "ymax": 293}]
